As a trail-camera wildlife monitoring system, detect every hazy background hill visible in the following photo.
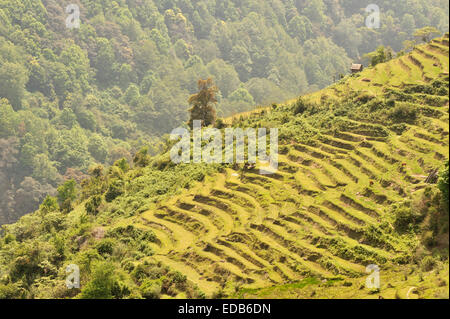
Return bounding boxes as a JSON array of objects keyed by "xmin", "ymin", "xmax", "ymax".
[{"xmin": 0, "ymin": 0, "xmax": 449, "ymax": 224}]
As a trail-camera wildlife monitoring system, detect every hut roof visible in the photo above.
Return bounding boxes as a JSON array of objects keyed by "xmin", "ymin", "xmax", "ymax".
[{"xmin": 351, "ymin": 63, "xmax": 363, "ymax": 70}]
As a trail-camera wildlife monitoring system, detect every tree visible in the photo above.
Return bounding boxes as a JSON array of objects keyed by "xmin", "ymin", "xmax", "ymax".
[
  {"xmin": 364, "ymin": 46, "xmax": 393, "ymax": 67},
  {"xmin": 288, "ymin": 16, "xmax": 313, "ymax": 42},
  {"xmin": 401, "ymin": 14, "xmax": 416, "ymax": 36},
  {"xmin": 228, "ymin": 86, "xmax": 255, "ymax": 105},
  {"xmin": 52, "ymin": 127, "xmax": 90, "ymax": 171},
  {"xmin": 0, "ymin": 100, "xmax": 18, "ymax": 138},
  {"xmin": 188, "ymin": 78, "xmax": 218, "ymax": 128},
  {"xmin": 56, "ymin": 108, "xmax": 77, "ymax": 129},
  {"xmin": 39, "ymin": 196, "xmax": 59, "ymax": 214},
  {"xmin": 133, "ymin": 147, "xmax": 151, "ymax": 168},
  {"xmin": 438, "ymin": 161, "xmax": 449, "ymax": 210},
  {"xmin": 207, "ymin": 59, "xmax": 240, "ymax": 97},
  {"xmin": 0, "ymin": 62, "xmax": 28, "ymax": 110},
  {"xmin": 414, "ymin": 27, "xmax": 441, "ymax": 43},
  {"xmin": 230, "ymin": 46, "xmax": 252, "ymax": 82},
  {"xmin": 118, "ymin": 63, "xmax": 134, "ymax": 89},
  {"xmin": 88, "ymin": 135, "xmax": 108, "ymax": 163},
  {"xmin": 32, "ymin": 154, "xmax": 59, "ymax": 184},
  {"xmin": 57, "ymin": 179, "xmax": 77, "ymax": 213},
  {"xmin": 302, "ymin": 0, "xmax": 325, "ymax": 24},
  {"xmin": 174, "ymin": 39, "xmax": 192, "ymax": 60},
  {"xmin": 80, "ymin": 262, "xmax": 117, "ymax": 299},
  {"xmin": 85, "ymin": 195, "xmax": 102, "ymax": 215},
  {"xmin": 94, "ymin": 38, "xmax": 116, "ymax": 86}
]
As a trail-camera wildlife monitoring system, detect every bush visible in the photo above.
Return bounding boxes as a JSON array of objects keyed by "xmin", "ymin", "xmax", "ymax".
[
  {"xmin": 421, "ymin": 256, "xmax": 436, "ymax": 272},
  {"xmin": 438, "ymin": 161, "xmax": 449, "ymax": 209},
  {"xmin": 0, "ymin": 282, "xmax": 26, "ymax": 299},
  {"xmin": 85, "ymin": 195, "xmax": 102, "ymax": 215},
  {"xmin": 292, "ymin": 98, "xmax": 307, "ymax": 115},
  {"xmin": 215, "ymin": 118, "xmax": 226, "ymax": 129},
  {"xmin": 80, "ymin": 262, "xmax": 117, "ymax": 299},
  {"xmin": 96, "ymin": 239, "xmax": 115, "ymax": 256},
  {"xmin": 170, "ymin": 271, "xmax": 187, "ymax": 284},
  {"xmin": 105, "ymin": 180, "xmax": 125, "ymax": 202},
  {"xmin": 114, "ymin": 158, "xmax": 130, "ymax": 172},
  {"xmin": 390, "ymin": 123, "xmax": 408, "ymax": 135},
  {"xmin": 131, "ymin": 264, "xmax": 149, "ymax": 283},
  {"xmin": 393, "ymin": 205, "xmax": 421, "ymax": 233},
  {"xmin": 140, "ymin": 279, "xmax": 162, "ymax": 299},
  {"xmin": 57, "ymin": 180, "xmax": 77, "ymax": 213},
  {"xmin": 389, "ymin": 103, "xmax": 418, "ymax": 124},
  {"xmin": 133, "ymin": 147, "xmax": 151, "ymax": 167}
]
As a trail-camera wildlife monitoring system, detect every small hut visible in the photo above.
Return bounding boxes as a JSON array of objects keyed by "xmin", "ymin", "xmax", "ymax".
[{"xmin": 351, "ymin": 63, "xmax": 364, "ymax": 73}]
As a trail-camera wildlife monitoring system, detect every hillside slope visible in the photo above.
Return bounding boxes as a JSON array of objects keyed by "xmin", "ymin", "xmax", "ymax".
[
  {"xmin": 0, "ymin": 36, "xmax": 448, "ymax": 299},
  {"xmin": 1, "ymin": 0, "xmax": 450, "ymax": 226}
]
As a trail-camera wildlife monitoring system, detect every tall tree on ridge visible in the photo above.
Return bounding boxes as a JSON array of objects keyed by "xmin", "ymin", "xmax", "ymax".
[{"xmin": 188, "ymin": 78, "xmax": 218, "ymax": 128}]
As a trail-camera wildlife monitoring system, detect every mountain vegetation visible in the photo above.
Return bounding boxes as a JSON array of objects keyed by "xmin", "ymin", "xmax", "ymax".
[
  {"xmin": 0, "ymin": 33, "xmax": 448, "ymax": 299},
  {"xmin": 1, "ymin": 0, "xmax": 449, "ymax": 225}
]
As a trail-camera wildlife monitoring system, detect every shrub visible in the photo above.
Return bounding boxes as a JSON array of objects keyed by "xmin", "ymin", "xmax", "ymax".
[
  {"xmin": 390, "ymin": 123, "xmax": 408, "ymax": 135},
  {"xmin": 133, "ymin": 147, "xmax": 151, "ymax": 167},
  {"xmin": 215, "ymin": 118, "xmax": 226, "ymax": 129},
  {"xmin": 114, "ymin": 158, "xmax": 130, "ymax": 172},
  {"xmin": 80, "ymin": 262, "xmax": 117, "ymax": 299},
  {"xmin": 96, "ymin": 239, "xmax": 115, "ymax": 256},
  {"xmin": 421, "ymin": 256, "xmax": 436, "ymax": 272},
  {"xmin": 140, "ymin": 279, "xmax": 162, "ymax": 299},
  {"xmin": 389, "ymin": 103, "xmax": 418, "ymax": 123},
  {"xmin": 0, "ymin": 283, "xmax": 26, "ymax": 299},
  {"xmin": 170, "ymin": 271, "xmax": 187, "ymax": 284},
  {"xmin": 393, "ymin": 205, "xmax": 421, "ymax": 233},
  {"xmin": 131, "ymin": 264, "xmax": 149, "ymax": 283},
  {"xmin": 85, "ymin": 195, "xmax": 102, "ymax": 215},
  {"xmin": 422, "ymin": 230, "xmax": 436, "ymax": 247},
  {"xmin": 438, "ymin": 161, "xmax": 449, "ymax": 209},
  {"xmin": 40, "ymin": 196, "xmax": 59, "ymax": 214},
  {"xmin": 105, "ymin": 180, "xmax": 125, "ymax": 202},
  {"xmin": 292, "ymin": 98, "xmax": 307, "ymax": 115},
  {"xmin": 57, "ymin": 180, "xmax": 77, "ymax": 213},
  {"xmin": 111, "ymin": 280, "xmax": 131, "ymax": 299}
]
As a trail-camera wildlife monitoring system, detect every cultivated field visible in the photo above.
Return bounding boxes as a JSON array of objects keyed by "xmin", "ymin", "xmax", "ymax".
[{"xmin": 128, "ymin": 36, "xmax": 449, "ymax": 298}]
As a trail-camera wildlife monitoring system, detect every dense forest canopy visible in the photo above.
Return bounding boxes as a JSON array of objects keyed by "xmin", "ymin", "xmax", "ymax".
[{"xmin": 0, "ymin": 0, "xmax": 449, "ymax": 225}]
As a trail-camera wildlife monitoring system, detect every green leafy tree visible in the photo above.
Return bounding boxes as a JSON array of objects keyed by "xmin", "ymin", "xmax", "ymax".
[
  {"xmin": 364, "ymin": 46, "xmax": 393, "ymax": 67},
  {"xmin": 39, "ymin": 196, "xmax": 59, "ymax": 214},
  {"xmin": 230, "ymin": 46, "xmax": 252, "ymax": 82},
  {"xmin": 133, "ymin": 147, "xmax": 151, "ymax": 168},
  {"xmin": 207, "ymin": 59, "xmax": 240, "ymax": 97},
  {"xmin": 438, "ymin": 161, "xmax": 449, "ymax": 209},
  {"xmin": 57, "ymin": 179, "xmax": 77, "ymax": 213},
  {"xmin": 94, "ymin": 38, "xmax": 116, "ymax": 86},
  {"xmin": 302, "ymin": 0, "xmax": 325, "ymax": 24},
  {"xmin": 88, "ymin": 135, "xmax": 108, "ymax": 163},
  {"xmin": 229, "ymin": 86, "xmax": 255, "ymax": 105},
  {"xmin": 188, "ymin": 78, "xmax": 218, "ymax": 128},
  {"xmin": 85, "ymin": 195, "xmax": 102, "ymax": 215},
  {"xmin": 0, "ymin": 100, "xmax": 18, "ymax": 138},
  {"xmin": 0, "ymin": 62, "xmax": 28, "ymax": 110},
  {"xmin": 80, "ymin": 262, "xmax": 118, "ymax": 299}
]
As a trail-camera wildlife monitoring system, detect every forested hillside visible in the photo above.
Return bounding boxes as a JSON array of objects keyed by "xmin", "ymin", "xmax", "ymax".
[
  {"xmin": 0, "ymin": 1, "xmax": 449, "ymax": 227},
  {"xmin": 0, "ymin": 35, "xmax": 448, "ymax": 299}
]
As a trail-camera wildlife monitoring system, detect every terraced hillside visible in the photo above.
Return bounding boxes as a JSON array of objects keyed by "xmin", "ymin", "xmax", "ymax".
[
  {"xmin": 0, "ymin": 36, "xmax": 448, "ymax": 299},
  {"xmin": 131, "ymin": 36, "xmax": 450, "ymax": 297}
]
